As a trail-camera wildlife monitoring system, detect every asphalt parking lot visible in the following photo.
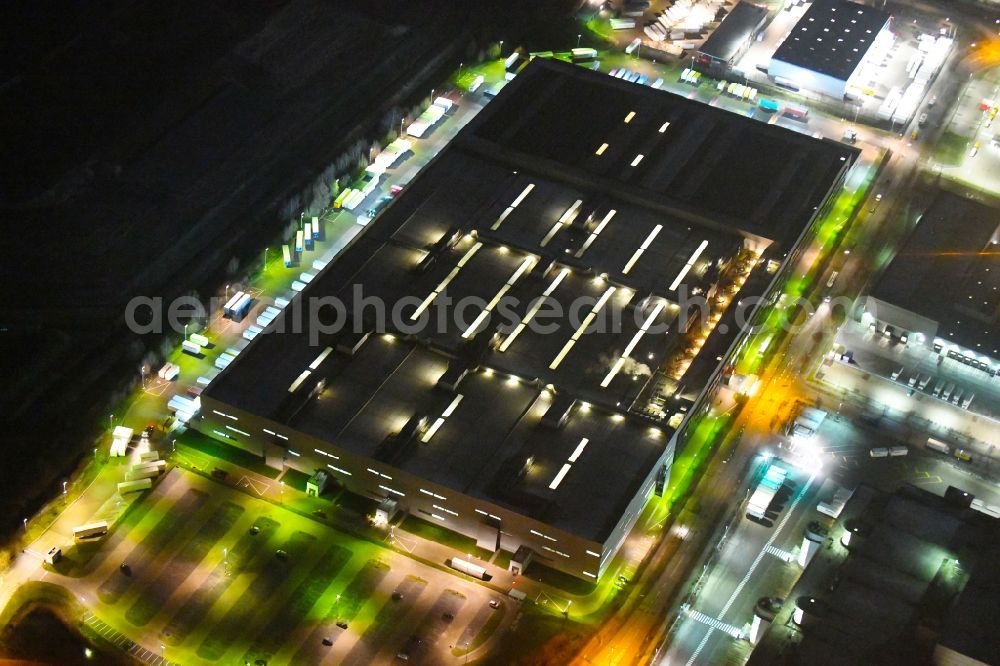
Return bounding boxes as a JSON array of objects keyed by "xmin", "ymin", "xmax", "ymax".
[{"xmin": 61, "ymin": 469, "xmax": 511, "ymax": 666}]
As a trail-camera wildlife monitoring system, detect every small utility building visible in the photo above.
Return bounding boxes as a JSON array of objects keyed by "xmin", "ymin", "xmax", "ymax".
[{"xmin": 696, "ymin": 1, "xmax": 770, "ymax": 75}]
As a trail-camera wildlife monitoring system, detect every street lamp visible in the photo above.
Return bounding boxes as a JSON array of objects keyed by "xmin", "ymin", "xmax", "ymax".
[
  {"xmin": 498, "ymin": 40, "xmax": 504, "ymax": 57},
  {"xmin": 577, "ymin": 33, "xmax": 582, "ymax": 48},
  {"xmin": 23, "ymin": 518, "xmax": 27, "ymax": 532},
  {"xmin": 225, "ymin": 284, "xmax": 230, "ymax": 303},
  {"xmin": 109, "ymin": 414, "xmax": 114, "ymax": 430},
  {"xmin": 63, "ymin": 481, "xmax": 68, "ymax": 495},
  {"xmin": 263, "ymin": 247, "xmax": 268, "ymax": 272},
  {"xmin": 184, "ymin": 323, "xmax": 188, "ymax": 340}
]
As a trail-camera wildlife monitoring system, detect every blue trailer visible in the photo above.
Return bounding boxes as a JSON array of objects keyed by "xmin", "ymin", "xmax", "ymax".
[{"xmin": 758, "ymin": 98, "xmax": 780, "ymax": 113}]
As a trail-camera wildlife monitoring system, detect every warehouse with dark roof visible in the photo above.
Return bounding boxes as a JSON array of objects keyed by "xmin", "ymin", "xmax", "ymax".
[
  {"xmin": 198, "ymin": 59, "xmax": 858, "ymax": 581},
  {"xmin": 862, "ymin": 190, "xmax": 1000, "ymax": 375},
  {"xmin": 696, "ymin": 1, "xmax": 770, "ymax": 74}
]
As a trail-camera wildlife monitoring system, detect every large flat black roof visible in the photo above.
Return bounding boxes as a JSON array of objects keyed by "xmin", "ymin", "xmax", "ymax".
[
  {"xmin": 771, "ymin": 0, "xmax": 890, "ymax": 81},
  {"xmin": 464, "ymin": 59, "xmax": 857, "ymax": 249},
  {"xmin": 698, "ymin": 1, "xmax": 769, "ymax": 63},
  {"xmin": 205, "ymin": 59, "xmax": 855, "ymax": 541},
  {"xmin": 870, "ymin": 191, "xmax": 1000, "ymax": 357}
]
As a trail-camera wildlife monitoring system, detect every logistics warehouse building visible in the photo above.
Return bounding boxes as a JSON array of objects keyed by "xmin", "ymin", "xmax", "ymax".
[
  {"xmin": 861, "ymin": 191, "xmax": 1000, "ymax": 375},
  {"xmin": 768, "ymin": 0, "xmax": 892, "ymax": 99},
  {"xmin": 198, "ymin": 59, "xmax": 857, "ymax": 581}
]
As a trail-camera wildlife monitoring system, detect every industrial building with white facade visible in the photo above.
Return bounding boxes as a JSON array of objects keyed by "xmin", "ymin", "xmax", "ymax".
[
  {"xmin": 197, "ymin": 59, "xmax": 858, "ymax": 582},
  {"xmin": 861, "ymin": 191, "xmax": 1000, "ymax": 377},
  {"xmin": 768, "ymin": 0, "xmax": 892, "ymax": 99}
]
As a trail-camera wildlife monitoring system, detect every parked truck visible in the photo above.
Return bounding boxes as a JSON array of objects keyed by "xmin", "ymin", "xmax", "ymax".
[
  {"xmin": 817, "ymin": 484, "xmax": 853, "ymax": 518},
  {"xmin": 118, "ymin": 479, "xmax": 153, "ymax": 494},
  {"xmin": 449, "ymin": 557, "xmax": 489, "ymax": 580},
  {"xmin": 73, "ymin": 521, "xmax": 109, "ymax": 541},
  {"xmin": 788, "ymin": 406, "xmax": 828, "ymax": 439},
  {"xmin": 926, "ymin": 437, "xmax": 950, "ymax": 455}
]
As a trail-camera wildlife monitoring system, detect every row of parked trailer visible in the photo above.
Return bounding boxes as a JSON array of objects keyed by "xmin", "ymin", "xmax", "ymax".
[
  {"xmin": 717, "ymin": 80, "xmax": 760, "ymax": 104},
  {"xmin": 407, "ymin": 96, "xmax": 455, "ymax": 139},
  {"xmin": 889, "ymin": 366, "xmax": 974, "ymax": 409},
  {"xmin": 609, "ymin": 67, "xmax": 650, "ymax": 86},
  {"xmin": 643, "ymin": 19, "xmax": 698, "ymax": 47},
  {"xmin": 167, "ymin": 393, "xmax": 200, "ymax": 423},
  {"xmin": 679, "ymin": 68, "xmax": 702, "ymax": 85},
  {"xmin": 223, "ymin": 290, "xmax": 254, "ymax": 323},
  {"xmin": 110, "ymin": 426, "xmax": 134, "ymax": 458}
]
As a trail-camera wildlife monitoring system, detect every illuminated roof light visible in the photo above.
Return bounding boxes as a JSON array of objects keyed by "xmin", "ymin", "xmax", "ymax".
[
  {"xmin": 288, "ymin": 370, "xmax": 311, "ymax": 393},
  {"xmin": 412, "ymin": 242, "xmax": 483, "ymax": 320},
  {"xmin": 595, "ymin": 142, "xmax": 609, "ymax": 156},
  {"xmin": 309, "ymin": 346, "xmax": 334, "ymax": 369},
  {"xmin": 631, "ymin": 154, "xmax": 644, "ymax": 167},
  {"xmin": 549, "ymin": 287, "xmax": 616, "ymax": 369},
  {"xmin": 568, "ymin": 437, "xmax": 590, "ymax": 462},
  {"xmin": 549, "ymin": 463, "xmax": 572, "ymax": 490}
]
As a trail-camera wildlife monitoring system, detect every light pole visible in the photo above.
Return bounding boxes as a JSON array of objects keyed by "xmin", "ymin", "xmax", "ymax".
[
  {"xmin": 263, "ymin": 247, "xmax": 268, "ymax": 272},
  {"xmin": 23, "ymin": 518, "xmax": 27, "ymax": 532},
  {"xmin": 498, "ymin": 40, "xmax": 504, "ymax": 57},
  {"xmin": 577, "ymin": 33, "xmax": 582, "ymax": 48},
  {"xmin": 184, "ymin": 323, "xmax": 188, "ymax": 340},
  {"xmin": 108, "ymin": 414, "xmax": 113, "ymax": 430},
  {"xmin": 62, "ymin": 481, "xmax": 68, "ymax": 495},
  {"xmin": 226, "ymin": 284, "xmax": 230, "ymax": 302}
]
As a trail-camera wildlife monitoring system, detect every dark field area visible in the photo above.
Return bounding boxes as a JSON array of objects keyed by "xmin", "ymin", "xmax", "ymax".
[{"xmin": 0, "ymin": 606, "xmax": 127, "ymax": 665}]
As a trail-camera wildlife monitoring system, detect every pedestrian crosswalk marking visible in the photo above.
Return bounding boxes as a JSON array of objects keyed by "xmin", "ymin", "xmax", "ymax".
[{"xmin": 686, "ymin": 609, "xmax": 743, "ymax": 638}]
